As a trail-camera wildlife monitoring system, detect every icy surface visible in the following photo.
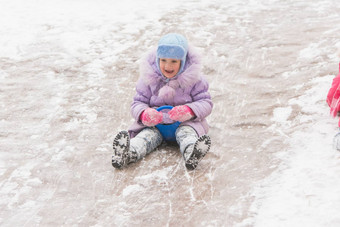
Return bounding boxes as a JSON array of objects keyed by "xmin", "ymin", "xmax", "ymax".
[{"xmin": 1, "ymin": 0, "xmax": 340, "ymax": 226}]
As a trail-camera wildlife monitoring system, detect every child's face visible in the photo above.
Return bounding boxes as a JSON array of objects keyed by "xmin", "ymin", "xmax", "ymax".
[{"xmin": 159, "ymin": 58, "xmax": 181, "ymax": 78}]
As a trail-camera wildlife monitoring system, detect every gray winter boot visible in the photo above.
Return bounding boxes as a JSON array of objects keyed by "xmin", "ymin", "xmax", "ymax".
[
  {"xmin": 176, "ymin": 126, "xmax": 211, "ymax": 170},
  {"xmin": 112, "ymin": 131, "xmax": 138, "ymax": 169},
  {"xmin": 112, "ymin": 128, "xmax": 163, "ymax": 169},
  {"xmin": 184, "ymin": 135, "xmax": 211, "ymax": 170}
]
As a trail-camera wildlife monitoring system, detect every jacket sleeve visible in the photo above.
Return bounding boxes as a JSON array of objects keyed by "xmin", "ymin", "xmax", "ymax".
[
  {"xmin": 186, "ymin": 76, "xmax": 213, "ymax": 121},
  {"xmin": 130, "ymin": 79, "xmax": 151, "ymax": 121}
]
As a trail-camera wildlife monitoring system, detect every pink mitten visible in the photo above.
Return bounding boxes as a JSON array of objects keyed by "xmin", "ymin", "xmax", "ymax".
[
  {"xmin": 140, "ymin": 108, "xmax": 163, "ymax": 126},
  {"xmin": 168, "ymin": 105, "xmax": 195, "ymax": 122}
]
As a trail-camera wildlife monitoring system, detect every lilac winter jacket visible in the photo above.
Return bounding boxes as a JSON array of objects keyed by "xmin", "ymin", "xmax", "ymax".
[{"xmin": 128, "ymin": 46, "xmax": 213, "ymax": 138}]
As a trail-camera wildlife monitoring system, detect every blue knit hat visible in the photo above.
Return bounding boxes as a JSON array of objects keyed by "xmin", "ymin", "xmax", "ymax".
[{"xmin": 156, "ymin": 33, "xmax": 188, "ymax": 77}]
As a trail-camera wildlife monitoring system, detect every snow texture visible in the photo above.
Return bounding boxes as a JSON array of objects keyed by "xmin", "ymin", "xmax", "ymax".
[{"xmin": 1, "ymin": 0, "xmax": 340, "ymax": 226}]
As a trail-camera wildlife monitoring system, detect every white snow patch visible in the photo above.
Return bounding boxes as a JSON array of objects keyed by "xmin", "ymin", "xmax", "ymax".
[
  {"xmin": 298, "ymin": 43, "xmax": 321, "ymax": 60},
  {"xmin": 271, "ymin": 106, "xmax": 292, "ymax": 123},
  {"xmin": 246, "ymin": 75, "xmax": 340, "ymax": 227},
  {"xmin": 122, "ymin": 184, "xmax": 144, "ymax": 197}
]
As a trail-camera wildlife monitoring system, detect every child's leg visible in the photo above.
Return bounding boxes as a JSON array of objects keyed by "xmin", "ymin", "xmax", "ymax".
[
  {"xmin": 130, "ymin": 127, "xmax": 163, "ymax": 161},
  {"xmin": 176, "ymin": 126, "xmax": 198, "ymax": 155},
  {"xmin": 112, "ymin": 128, "xmax": 163, "ymax": 168},
  {"xmin": 175, "ymin": 126, "xmax": 211, "ymax": 170}
]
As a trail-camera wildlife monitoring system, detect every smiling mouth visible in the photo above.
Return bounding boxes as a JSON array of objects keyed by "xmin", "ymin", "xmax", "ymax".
[{"xmin": 165, "ymin": 70, "xmax": 174, "ymax": 74}]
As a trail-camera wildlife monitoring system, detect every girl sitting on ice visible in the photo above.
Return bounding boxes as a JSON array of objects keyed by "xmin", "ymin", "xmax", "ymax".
[
  {"xmin": 327, "ymin": 60, "xmax": 340, "ymax": 150},
  {"xmin": 112, "ymin": 33, "xmax": 213, "ymax": 170}
]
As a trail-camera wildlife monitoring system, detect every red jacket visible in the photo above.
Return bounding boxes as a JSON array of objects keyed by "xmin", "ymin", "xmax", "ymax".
[{"xmin": 327, "ymin": 63, "xmax": 340, "ymax": 126}]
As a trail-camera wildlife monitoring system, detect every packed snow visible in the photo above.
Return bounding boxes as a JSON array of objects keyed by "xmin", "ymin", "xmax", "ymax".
[{"xmin": 1, "ymin": 0, "xmax": 340, "ymax": 226}]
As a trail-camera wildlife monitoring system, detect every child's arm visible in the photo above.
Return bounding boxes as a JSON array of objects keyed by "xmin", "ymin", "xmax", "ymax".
[
  {"xmin": 186, "ymin": 77, "xmax": 213, "ymax": 121},
  {"xmin": 130, "ymin": 79, "xmax": 152, "ymax": 122}
]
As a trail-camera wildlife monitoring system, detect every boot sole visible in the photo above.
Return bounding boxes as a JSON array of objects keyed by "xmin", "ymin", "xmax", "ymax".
[
  {"xmin": 112, "ymin": 131, "xmax": 130, "ymax": 169},
  {"xmin": 185, "ymin": 135, "xmax": 211, "ymax": 170}
]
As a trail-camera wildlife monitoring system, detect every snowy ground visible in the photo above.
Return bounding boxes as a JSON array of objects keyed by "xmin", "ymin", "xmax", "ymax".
[{"xmin": 1, "ymin": 0, "xmax": 340, "ymax": 226}]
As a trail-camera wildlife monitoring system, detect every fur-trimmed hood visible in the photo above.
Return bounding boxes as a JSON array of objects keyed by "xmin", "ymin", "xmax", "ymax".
[{"xmin": 139, "ymin": 45, "xmax": 202, "ymax": 89}]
